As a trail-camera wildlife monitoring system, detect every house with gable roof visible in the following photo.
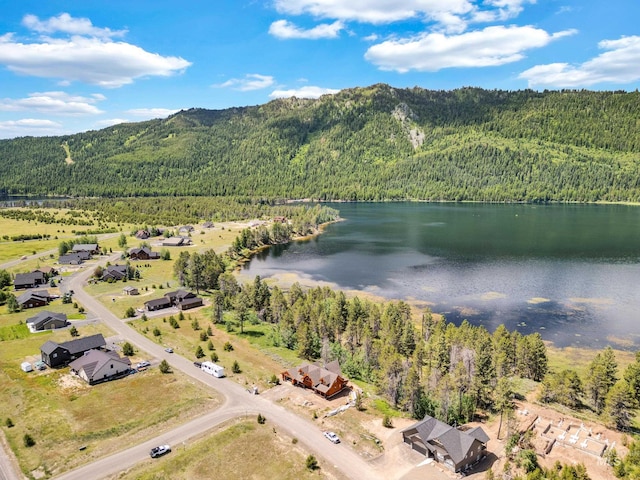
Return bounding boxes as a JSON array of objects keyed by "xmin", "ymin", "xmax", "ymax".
[
  {"xmin": 26, "ymin": 311, "xmax": 68, "ymax": 332},
  {"xmin": 40, "ymin": 333, "xmax": 107, "ymax": 368},
  {"xmin": 16, "ymin": 290, "xmax": 51, "ymax": 309},
  {"xmin": 401, "ymin": 415, "xmax": 489, "ymax": 473},
  {"xmin": 14, "ymin": 271, "xmax": 46, "ymax": 290},
  {"xmin": 281, "ymin": 360, "xmax": 349, "ymax": 399},
  {"xmin": 69, "ymin": 349, "xmax": 131, "ymax": 385}
]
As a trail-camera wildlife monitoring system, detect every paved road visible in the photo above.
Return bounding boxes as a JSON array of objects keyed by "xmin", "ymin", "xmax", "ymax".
[
  {"xmin": 52, "ymin": 256, "xmax": 381, "ymax": 480},
  {"xmin": 0, "ymin": 434, "xmax": 21, "ymax": 480}
]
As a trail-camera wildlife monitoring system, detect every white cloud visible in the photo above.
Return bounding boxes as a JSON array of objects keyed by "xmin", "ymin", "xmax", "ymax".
[
  {"xmin": 519, "ymin": 36, "xmax": 640, "ymax": 88},
  {"xmin": 0, "ymin": 118, "xmax": 63, "ymax": 138},
  {"xmin": 0, "ymin": 14, "xmax": 191, "ymax": 87},
  {"xmin": 365, "ymin": 25, "xmax": 576, "ymax": 72},
  {"xmin": 269, "ymin": 86, "xmax": 339, "ymax": 99},
  {"xmin": 273, "ymin": 0, "xmax": 533, "ymax": 31},
  {"xmin": 125, "ymin": 108, "xmax": 179, "ymax": 118},
  {"xmin": 0, "ymin": 91, "xmax": 105, "ymax": 115},
  {"xmin": 213, "ymin": 74, "xmax": 275, "ymax": 91},
  {"xmin": 22, "ymin": 13, "xmax": 126, "ymax": 39},
  {"xmin": 269, "ymin": 19, "xmax": 344, "ymax": 39},
  {"xmin": 95, "ymin": 118, "xmax": 130, "ymax": 127}
]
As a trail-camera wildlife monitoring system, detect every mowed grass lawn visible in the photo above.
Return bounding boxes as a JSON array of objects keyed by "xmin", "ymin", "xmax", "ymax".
[
  {"xmin": 0, "ymin": 319, "xmax": 221, "ymax": 478},
  {"xmin": 118, "ymin": 420, "xmax": 340, "ymax": 480}
]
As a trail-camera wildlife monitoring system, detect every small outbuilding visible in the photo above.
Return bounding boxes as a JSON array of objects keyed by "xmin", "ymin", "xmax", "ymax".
[
  {"xmin": 21, "ymin": 362, "xmax": 33, "ymax": 373},
  {"xmin": 122, "ymin": 286, "xmax": 139, "ymax": 296}
]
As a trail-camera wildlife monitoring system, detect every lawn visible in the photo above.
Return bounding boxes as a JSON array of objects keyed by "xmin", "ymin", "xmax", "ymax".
[
  {"xmin": 118, "ymin": 420, "xmax": 341, "ymax": 480},
  {"xmin": 0, "ymin": 320, "xmax": 221, "ymax": 478}
]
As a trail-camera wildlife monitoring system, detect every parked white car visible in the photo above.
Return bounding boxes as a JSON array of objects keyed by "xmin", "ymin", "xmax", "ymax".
[
  {"xmin": 324, "ymin": 431, "xmax": 340, "ymax": 444},
  {"xmin": 136, "ymin": 361, "xmax": 151, "ymax": 369},
  {"xmin": 150, "ymin": 444, "xmax": 171, "ymax": 458}
]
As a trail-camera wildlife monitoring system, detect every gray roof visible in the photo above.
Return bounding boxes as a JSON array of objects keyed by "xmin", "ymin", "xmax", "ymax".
[
  {"xmin": 40, "ymin": 340, "xmax": 61, "ymax": 355},
  {"xmin": 72, "ymin": 244, "xmax": 98, "ymax": 252},
  {"xmin": 401, "ymin": 415, "xmax": 489, "ymax": 465},
  {"xmin": 145, "ymin": 297, "xmax": 172, "ymax": 308},
  {"xmin": 14, "ymin": 271, "xmax": 45, "ymax": 285},
  {"xmin": 26, "ymin": 311, "xmax": 67, "ymax": 328},
  {"xmin": 69, "ymin": 350, "xmax": 130, "ymax": 380},
  {"xmin": 17, "ymin": 290, "xmax": 49, "ymax": 304},
  {"xmin": 59, "ymin": 333, "xmax": 106, "ymax": 355}
]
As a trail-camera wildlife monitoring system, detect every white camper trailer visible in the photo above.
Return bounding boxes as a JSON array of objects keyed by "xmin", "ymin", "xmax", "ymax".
[
  {"xmin": 201, "ymin": 361, "xmax": 225, "ymax": 378},
  {"xmin": 21, "ymin": 362, "xmax": 33, "ymax": 372}
]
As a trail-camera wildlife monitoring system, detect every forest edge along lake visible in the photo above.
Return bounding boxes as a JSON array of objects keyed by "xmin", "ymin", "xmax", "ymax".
[{"xmin": 240, "ymin": 202, "xmax": 640, "ymax": 350}]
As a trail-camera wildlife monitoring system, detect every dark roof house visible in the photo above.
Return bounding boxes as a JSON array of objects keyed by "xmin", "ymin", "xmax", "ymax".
[
  {"xmin": 401, "ymin": 416, "xmax": 489, "ymax": 473},
  {"xmin": 128, "ymin": 246, "xmax": 160, "ymax": 260},
  {"xmin": 144, "ymin": 297, "xmax": 172, "ymax": 311},
  {"xmin": 102, "ymin": 264, "xmax": 128, "ymax": 281},
  {"xmin": 69, "ymin": 349, "xmax": 131, "ymax": 385},
  {"xmin": 59, "ymin": 252, "xmax": 90, "ymax": 264},
  {"xmin": 16, "ymin": 290, "xmax": 51, "ymax": 309},
  {"xmin": 40, "ymin": 333, "xmax": 107, "ymax": 368},
  {"xmin": 281, "ymin": 360, "xmax": 349, "ymax": 399},
  {"xmin": 14, "ymin": 271, "xmax": 46, "ymax": 290},
  {"xmin": 26, "ymin": 311, "xmax": 68, "ymax": 332},
  {"xmin": 161, "ymin": 237, "xmax": 191, "ymax": 247},
  {"xmin": 72, "ymin": 243, "xmax": 99, "ymax": 254}
]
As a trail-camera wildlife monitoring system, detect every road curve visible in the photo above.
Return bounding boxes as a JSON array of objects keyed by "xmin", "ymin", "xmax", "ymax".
[{"xmin": 53, "ymin": 256, "xmax": 382, "ymax": 480}]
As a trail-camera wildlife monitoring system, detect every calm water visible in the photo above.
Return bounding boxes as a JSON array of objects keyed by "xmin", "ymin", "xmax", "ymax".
[{"xmin": 242, "ymin": 203, "xmax": 640, "ymax": 349}]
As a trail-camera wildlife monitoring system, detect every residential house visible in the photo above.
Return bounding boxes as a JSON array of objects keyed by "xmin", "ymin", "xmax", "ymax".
[
  {"xmin": 273, "ymin": 216, "xmax": 288, "ymax": 223},
  {"xmin": 40, "ymin": 333, "xmax": 107, "ymax": 368},
  {"xmin": 161, "ymin": 237, "xmax": 192, "ymax": 247},
  {"xmin": 16, "ymin": 290, "xmax": 51, "ymax": 309},
  {"xmin": 26, "ymin": 311, "xmax": 68, "ymax": 332},
  {"xmin": 14, "ymin": 271, "xmax": 46, "ymax": 290},
  {"xmin": 202, "ymin": 221, "xmax": 214, "ymax": 229},
  {"xmin": 135, "ymin": 229, "xmax": 150, "ymax": 239},
  {"xmin": 122, "ymin": 286, "xmax": 139, "ymax": 296},
  {"xmin": 178, "ymin": 225, "xmax": 194, "ymax": 233},
  {"xmin": 72, "ymin": 243, "xmax": 100, "ymax": 255},
  {"xmin": 144, "ymin": 297, "xmax": 172, "ymax": 311},
  {"xmin": 102, "ymin": 264, "xmax": 128, "ymax": 281},
  {"xmin": 144, "ymin": 290, "xmax": 202, "ymax": 312},
  {"xmin": 35, "ymin": 266, "xmax": 58, "ymax": 277},
  {"xmin": 69, "ymin": 349, "xmax": 131, "ymax": 385},
  {"xmin": 401, "ymin": 415, "xmax": 489, "ymax": 473},
  {"xmin": 58, "ymin": 252, "xmax": 90, "ymax": 265},
  {"xmin": 128, "ymin": 246, "xmax": 160, "ymax": 260},
  {"xmin": 281, "ymin": 360, "xmax": 349, "ymax": 399}
]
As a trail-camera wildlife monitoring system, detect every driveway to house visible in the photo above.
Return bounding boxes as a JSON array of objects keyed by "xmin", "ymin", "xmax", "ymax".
[
  {"xmin": 0, "ymin": 431, "xmax": 22, "ymax": 480},
  {"xmin": 52, "ymin": 255, "xmax": 382, "ymax": 480}
]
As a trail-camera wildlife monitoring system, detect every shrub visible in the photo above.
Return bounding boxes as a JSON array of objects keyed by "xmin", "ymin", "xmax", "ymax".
[
  {"xmin": 122, "ymin": 342, "xmax": 134, "ymax": 356},
  {"xmin": 170, "ymin": 317, "xmax": 180, "ymax": 329},
  {"xmin": 23, "ymin": 434, "xmax": 35, "ymax": 447},
  {"xmin": 159, "ymin": 360, "xmax": 171, "ymax": 373},
  {"xmin": 305, "ymin": 455, "xmax": 318, "ymax": 471},
  {"xmin": 270, "ymin": 374, "xmax": 280, "ymax": 385},
  {"xmin": 207, "ymin": 339, "xmax": 214, "ymax": 351},
  {"xmin": 153, "ymin": 327, "xmax": 161, "ymax": 337},
  {"xmin": 257, "ymin": 413, "xmax": 266, "ymax": 424},
  {"xmin": 200, "ymin": 331, "xmax": 208, "ymax": 341},
  {"xmin": 5, "ymin": 418, "xmax": 13, "ymax": 428},
  {"xmin": 382, "ymin": 415, "xmax": 393, "ymax": 428},
  {"xmin": 125, "ymin": 307, "xmax": 136, "ymax": 318},
  {"xmin": 69, "ymin": 325, "xmax": 79, "ymax": 337},
  {"xmin": 210, "ymin": 352, "xmax": 219, "ymax": 362},
  {"xmin": 195, "ymin": 346, "xmax": 205, "ymax": 358},
  {"xmin": 191, "ymin": 319, "xmax": 200, "ymax": 331},
  {"xmin": 223, "ymin": 341, "xmax": 234, "ymax": 352},
  {"xmin": 232, "ymin": 360, "xmax": 241, "ymax": 373},
  {"xmin": 206, "ymin": 326, "xmax": 213, "ymax": 336}
]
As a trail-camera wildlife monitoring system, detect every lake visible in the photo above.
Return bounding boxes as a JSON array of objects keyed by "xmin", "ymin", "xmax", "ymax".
[{"xmin": 241, "ymin": 203, "xmax": 640, "ymax": 349}]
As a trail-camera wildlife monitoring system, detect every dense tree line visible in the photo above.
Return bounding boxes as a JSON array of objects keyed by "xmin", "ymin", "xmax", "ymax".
[
  {"xmin": 212, "ymin": 276, "xmax": 547, "ymax": 426},
  {"xmin": 1, "ymin": 85, "xmax": 640, "ymax": 201}
]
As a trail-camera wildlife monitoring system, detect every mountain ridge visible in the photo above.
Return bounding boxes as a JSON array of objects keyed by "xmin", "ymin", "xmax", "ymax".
[{"xmin": 1, "ymin": 83, "xmax": 639, "ymax": 201}]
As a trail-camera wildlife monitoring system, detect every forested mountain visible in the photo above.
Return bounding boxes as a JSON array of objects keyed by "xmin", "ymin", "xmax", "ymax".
[{"xmin": 2, "ymin": 84, "xmax": 640, "ymax": 202}]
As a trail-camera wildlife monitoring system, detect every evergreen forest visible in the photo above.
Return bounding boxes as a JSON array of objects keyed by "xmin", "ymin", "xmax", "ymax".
[{"xmin": 2, "ymin": 84, "xmax": 640, "ymax": 202}]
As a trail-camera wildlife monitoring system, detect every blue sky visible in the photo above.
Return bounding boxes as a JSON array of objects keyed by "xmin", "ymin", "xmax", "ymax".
[{"xmin": 0, "ymin": 0, "xmax": 638, "ymax": 139}]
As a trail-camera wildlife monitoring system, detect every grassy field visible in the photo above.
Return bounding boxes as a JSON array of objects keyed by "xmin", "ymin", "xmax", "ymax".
[
  {"xmin": 115, "ymin": 420, "xmax": 341, "ymax": 480},
  {"xmin": 0, "ymin": 317, "xmax": 221, "ymax": 479}
]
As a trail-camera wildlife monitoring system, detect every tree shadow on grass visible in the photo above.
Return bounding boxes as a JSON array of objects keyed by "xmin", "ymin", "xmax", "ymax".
[{"xmin": 240, "ymin": 330, "xmax": 265, "ymax": 338}]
